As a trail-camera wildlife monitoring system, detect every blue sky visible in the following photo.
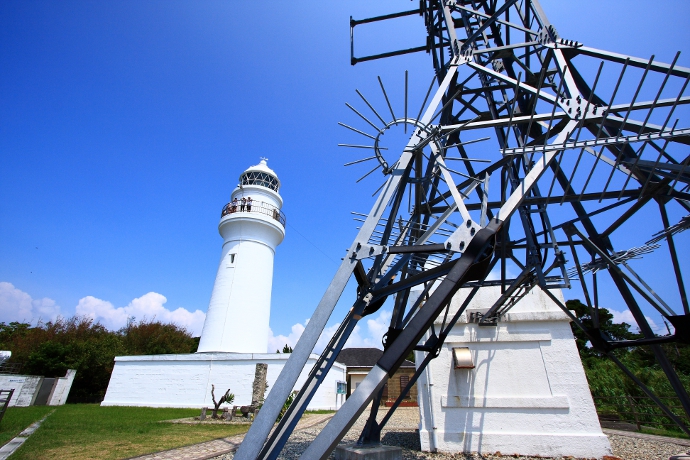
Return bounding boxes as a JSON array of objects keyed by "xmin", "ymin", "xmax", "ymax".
[{"xmin": 1, "ymin": 1, "xmax": 689, "ymax": 350}]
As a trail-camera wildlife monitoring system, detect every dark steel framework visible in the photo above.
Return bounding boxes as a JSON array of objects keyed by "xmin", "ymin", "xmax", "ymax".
[{"xmin": 235, "ymin": 1, "xmax": 690, "ymax": 458}]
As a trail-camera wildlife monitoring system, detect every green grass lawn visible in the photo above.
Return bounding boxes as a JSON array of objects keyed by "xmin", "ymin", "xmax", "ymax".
[
  {"xmin": 5, "ymin": 404, "xmax": 251, "ymax": 460},
  {"xmin": 0, "ymin": 405, "xmax": 55, "ymax": 447}
]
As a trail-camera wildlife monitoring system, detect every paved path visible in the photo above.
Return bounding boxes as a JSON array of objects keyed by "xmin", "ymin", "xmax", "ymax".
[
  {"xmin": 0, "ymin": 410, "xmax": 54, "ymax": 460},
  {"xmin": 128, "ymin": 413, "xmax": 335, "ymax": 460},
  {"xmin": 128, "ymin": 411, "xmax": 690, "ymax": 460},
  {"xmin": 603, "ymin": 428, "xmax": 690, "ymax": 448}
]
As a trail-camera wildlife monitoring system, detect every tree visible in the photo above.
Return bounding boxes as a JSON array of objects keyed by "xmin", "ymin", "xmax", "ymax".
[
  {"xmin": 13, "ymin": 317, "xmax": 125, "ymax": 402},
  {"xmin": 119, "ymin": 318, "xmax": 198, "ymax": 355},
  {"xmin": 277, "ymin": 391, "xmax": 297, "ymax": 422},
  {"xmin": 0, "ymin": 315, "xmax": 201, "ymax": 403},
  {"xmin": 210, "ymin": 384, "xmax": 234, "ymax": 418},
  {"xmin": 276, "ymin": 344, "xmax": 293, "ymax": 353},
  {"xmin": 566, "ymin": 299, "xmax": 690, "ymax": 401},
  {"xmin": 566, "ymin": 299, "xmax": 640, "ymax": 357}
]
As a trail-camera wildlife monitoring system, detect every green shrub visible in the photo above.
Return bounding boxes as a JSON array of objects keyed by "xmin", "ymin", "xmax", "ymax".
[
  {"xmin": 567, "ymin": 299, "xmax": 690, "ymax": 432},
  {"xmin": 0, "ymin": 316, "xmax": 198, "ymax": 403}
]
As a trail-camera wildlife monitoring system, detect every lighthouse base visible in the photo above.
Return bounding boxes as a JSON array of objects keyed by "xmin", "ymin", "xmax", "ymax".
[
  {"xmin": 416, "ymin": 286, "xmax": 611, "ymax": 459},
  {"xmin": 101, "ymin": 352, "xmax": 346, "ymax": 410}
]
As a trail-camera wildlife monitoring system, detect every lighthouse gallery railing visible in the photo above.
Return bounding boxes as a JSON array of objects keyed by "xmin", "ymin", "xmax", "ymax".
[{"xmin": 221, "ymin": 200, "xmax": 286, "ymax": 227}]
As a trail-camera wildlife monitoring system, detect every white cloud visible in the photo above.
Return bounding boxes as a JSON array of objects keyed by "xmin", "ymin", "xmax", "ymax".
[
  {"xmin": 268, "ymin": 322, "xmax": 306, "ymax": 353},
  {"xmin": 344, "ymin": 309, "xmax": 391, "ymax": 349},
  {"xmin": 268, "ymin": 309, "xmax": 392, "ymax": 354},
  {"xmin": 0, "ymin": 282, "xmax": 205, "ymax": 335},
  {"xmin": 609, "ymin": 308, "xmax": 661, "ymax": 333},
  {"xmin": 76, "ymin": 292, "xmax": 206, "ymax": 335},
  {"xmin": 0, "ymin": 282, "xmax": 61, "ymax": 324}
]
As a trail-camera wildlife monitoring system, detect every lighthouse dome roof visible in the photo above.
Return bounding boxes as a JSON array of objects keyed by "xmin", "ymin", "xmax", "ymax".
[{"xmin": 239, "ymin": 158, "xmax": 280, "ymax": 192}]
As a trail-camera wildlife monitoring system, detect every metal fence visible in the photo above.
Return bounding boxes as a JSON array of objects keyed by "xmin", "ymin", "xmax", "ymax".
[
  {"xmin": 0, "ymin": 362, "xmax": 23, "ymax": 375},
  {"xmin": 593, "ymin": 395, "xmax": 689, "ymax": 432},
  {"xmin": 221, "ymin": 200, "xmax": 286, "ymax": 227},
  {"xmin": 0, "ymin": 389, "xmax": 14, "ymax": 422}
]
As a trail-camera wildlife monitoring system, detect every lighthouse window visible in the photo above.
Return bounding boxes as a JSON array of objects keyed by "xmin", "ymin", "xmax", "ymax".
[
  {"xmin": 230, "ymin": 254, "xmax": 236, "ymax": 264},
  {"xmin": 240, "ymin": 171, "xmax": 279, "ymax": 192}
]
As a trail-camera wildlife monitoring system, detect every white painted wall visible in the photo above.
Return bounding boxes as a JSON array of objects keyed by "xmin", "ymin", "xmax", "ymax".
[
  {"xmin": 102, "ymin": 353, "xmax": 346, "ymax": 410},
  {"xmin": 47, "ymin": 369, "xmax": 77, "ymax": 406},
  {"xmin": 0, "ymin": 375, "xmax": 42, "ymax": 407},
  {"xmin": 416, "ymin": 287, "xmax": 611, "ymax": 459}
]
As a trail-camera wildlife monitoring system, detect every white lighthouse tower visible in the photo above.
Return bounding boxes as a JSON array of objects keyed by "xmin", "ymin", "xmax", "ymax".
[
  {"xmin": 197, "ymin": 159, "xmax": 285, "ymax": 353},
  {"xmin": 102, "ymin": 158, "xmax": 346, "ymax": 410}
]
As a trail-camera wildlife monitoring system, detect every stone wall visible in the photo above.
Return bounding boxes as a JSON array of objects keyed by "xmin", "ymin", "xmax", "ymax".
[
  {"xmin": 385, "ymin": 369, "xmax": 418, "ymax": 403},
  {"xmin": 0, "ymin": 369, "xmax": 76, "ymax": 407},
  {"xmin": 0, "ymin": 375, "xmax": 43, "ymax": 407},
  {"xmin": 47, "ymin": 369, "xmax": 77, "ymax": 406}
]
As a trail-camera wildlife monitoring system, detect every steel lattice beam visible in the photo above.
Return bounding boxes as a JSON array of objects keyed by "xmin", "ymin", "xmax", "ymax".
[{"xmin": 235, "ymin": 2, "xmax": 690, "ymax": 458}]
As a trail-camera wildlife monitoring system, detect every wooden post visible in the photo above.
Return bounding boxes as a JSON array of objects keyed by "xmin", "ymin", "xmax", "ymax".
[{"xmin": 200, "ymin": 407, "xmax": 207, "ymax": 421}]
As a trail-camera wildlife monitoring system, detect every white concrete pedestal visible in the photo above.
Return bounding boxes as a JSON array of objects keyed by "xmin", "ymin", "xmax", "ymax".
[
  {"xmin": 102, "ymin": 352, "xmax": 346, "ymax": 410},
  {"xmin": 416, "ymin": 287, "xmax": 611, "ymax": 459}
]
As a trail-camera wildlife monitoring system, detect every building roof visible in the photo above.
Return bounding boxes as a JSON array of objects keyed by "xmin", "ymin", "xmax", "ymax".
[{"xmin": 336, "ymin": 348, "xmax": 415, "ymax": 368}]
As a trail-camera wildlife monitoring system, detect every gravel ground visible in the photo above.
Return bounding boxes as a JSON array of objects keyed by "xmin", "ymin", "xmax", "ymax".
[
  {"xmin": 217, "ymin": 408, "xmax": 690, "ymax": 460},
  {"xmin": 607, "ymin": 434, "xmax": 688, "ymax": 460}
]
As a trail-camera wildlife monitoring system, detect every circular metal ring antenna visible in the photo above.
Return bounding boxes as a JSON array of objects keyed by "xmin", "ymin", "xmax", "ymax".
[{"xmin": 374, "ymin": 118, "xmax": 439, "ymax": 175}]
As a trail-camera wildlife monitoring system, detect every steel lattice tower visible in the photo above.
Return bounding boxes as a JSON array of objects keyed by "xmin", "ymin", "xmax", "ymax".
[{"xmin": 235, "ymin": 1, "xmax": 690, "ymax": 458}]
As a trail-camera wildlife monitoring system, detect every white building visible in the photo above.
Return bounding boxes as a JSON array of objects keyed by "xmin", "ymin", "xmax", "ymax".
[
  {"xmin": 102, "ymin": 159, "xmax": 345, "ymax": 410},
  {"xmin": 102, "ymin": 353, "xmax": 344, "ymax": 410},
  {"xmin": 416, "ymin": 286, "xmax": 611, "ymax": 458}
]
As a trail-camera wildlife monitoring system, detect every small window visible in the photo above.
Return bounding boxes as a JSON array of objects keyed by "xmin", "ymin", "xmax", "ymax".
[
  {"xmin": 227, "ymin": 253, "xmax": 236, "ymax": 267},
  {"xmin": 230, "ymin": 254, "xmax": 236, "ymax": 263}
]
